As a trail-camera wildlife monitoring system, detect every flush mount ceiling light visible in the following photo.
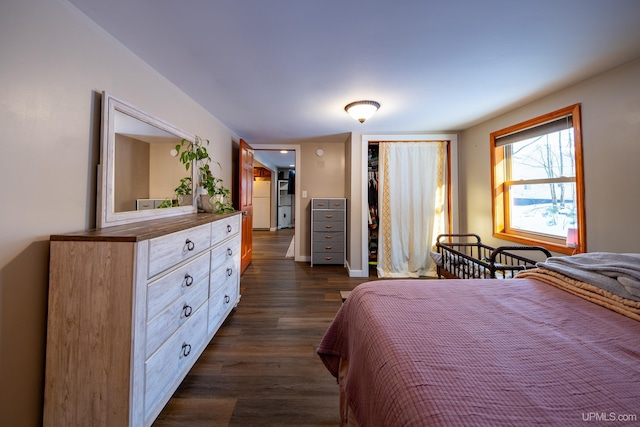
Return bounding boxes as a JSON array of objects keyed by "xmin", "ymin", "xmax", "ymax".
[{"xmin": 344, "ymin": 100, "xmax": 380, "ymax": 123}]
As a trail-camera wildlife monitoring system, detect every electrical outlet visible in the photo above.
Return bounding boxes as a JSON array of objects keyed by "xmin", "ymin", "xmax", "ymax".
[{"xmin": 302, "ymin": 190, "xmax": 308, "ymax": 198}]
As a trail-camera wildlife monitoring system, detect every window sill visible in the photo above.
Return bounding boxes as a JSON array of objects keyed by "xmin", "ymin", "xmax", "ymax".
[{"xmin": 492, "ymin": 231, "xmax": 577, "ymax": 255}]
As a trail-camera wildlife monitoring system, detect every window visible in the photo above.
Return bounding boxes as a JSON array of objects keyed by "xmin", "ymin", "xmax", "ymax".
[{"xmin": 491, "ymin": 104, "xmax": 585, "ymax": 254}]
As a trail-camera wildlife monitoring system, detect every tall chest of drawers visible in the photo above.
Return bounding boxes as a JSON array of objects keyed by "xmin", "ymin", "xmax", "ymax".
[
  {"xmin": 310, "ymin": 198, "xmax": 346, "ymax": 266},
  {"xmin": 43, "ymin": 213, "xmax": 241, "ymax": 427}
]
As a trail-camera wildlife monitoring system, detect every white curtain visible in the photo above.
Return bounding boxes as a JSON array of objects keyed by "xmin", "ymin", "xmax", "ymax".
[{"xmin": 377, "ymin": 141, "xmax": 447, "ymax": 278}]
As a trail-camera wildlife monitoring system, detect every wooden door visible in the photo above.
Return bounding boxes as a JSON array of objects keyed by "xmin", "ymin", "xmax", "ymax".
[{"xmin": 239, "ymin": 139, "xmax": 254, "ymax": 273}]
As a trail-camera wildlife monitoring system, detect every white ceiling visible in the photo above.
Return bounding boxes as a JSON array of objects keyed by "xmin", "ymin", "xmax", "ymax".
[
  {"xmin": 69, "ymin": 0, "xmax": 640, "ymax": 144},
  {"xmin": 254, "ymin": 149, "xmax": 296, "ymax": 170}
]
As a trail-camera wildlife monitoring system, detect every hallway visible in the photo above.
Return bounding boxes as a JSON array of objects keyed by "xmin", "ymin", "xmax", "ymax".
[{"xmin": 154, "ymin": 229, "xmax": 376, "ymax": 426}]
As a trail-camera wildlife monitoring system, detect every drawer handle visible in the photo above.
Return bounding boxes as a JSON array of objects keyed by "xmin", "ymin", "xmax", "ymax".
[
  {"xmin": 324, "ymin": 235, "xmax": 333, "ymax": 239},
  {"xmin": 224, "ymin": 295, "xmax": 230, "ymax": 304},
  {"xmin": 182, "ymin": 303, "xmax": 193, "ymax": 318},
  {"xmin": 183, "ymin": 274, "xmax": 194, "ymax": 287},
  {"xmin": 324, "ymin": 256, "xmax": 334, "ymax": 260},
  {"xmin": 325, "ymin": 246, "xmax": 333, "ymax": 250},
  {"xmin": 226, "ymin": 268, "xmax": 233, "ymax": 277},
  {"xmin": 181, "ymin": 342, "xmax": 192, "ymax": 358},
  {"xmin": 227, "ymin": 247, "xmax": 233, "ymax": 256},
  {"xmin": 325, "ymin": 214, "xmax": 334, "ymax": 218},
  {"xmin": 324, "ymin": 225, "xmax": 333, "ymax": 229},
  {"xmin": 227, "ymin": 224, "xmax": 232, "ymax": 233},
  {"xmin": 185, "ymin": 239, "xmax": 195, "ymax": 251}
]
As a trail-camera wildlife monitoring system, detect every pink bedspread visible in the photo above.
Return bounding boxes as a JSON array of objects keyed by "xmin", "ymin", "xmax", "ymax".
[{"xmin": 317, "ymin": 279, "xmax": 640, "ymax": 426}]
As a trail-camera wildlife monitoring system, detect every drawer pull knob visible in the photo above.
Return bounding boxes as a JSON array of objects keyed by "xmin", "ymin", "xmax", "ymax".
[
  {"xmin": 324, "ymin": 235, "xmax": 333, "ymax": 239},
  {"xmin": 182, "ymin": 303, "xmax": 193, "ymax": 318},
  {"xmin": 224, "ymin": 295, "xmax": 230, "ymax": 304},
  {"xmin": 227, "ymin": 224, "xmax": 232, "ymax": 233},
  {"xmin": 181, "ymin": 342, "xmax": 192, "ymax": 358},
  {"xmin": 185, "ymin": 239, "xmax": 195, "ymax": 251},
  {"xmin": 324, "ymin": 225, "xmax": 333, "ymax": 229},
  {"xmin": 226, "ymin": 268, "xmax": 233, "ymax": 277},
  {"xmin": 227, "ymin": 247, "xmax": 233, "ymax": 256},
  {"xmin": 324, "ymin": 256, "xmax": 333, "ymax": 260},
  {"xmin": 325, "ymin": 246, "xmax": 333, "ymax": 250},
  {"xmin": 183, "ymin": 274, "xmax": 194, "ymax": 287},
  {"xmin": 325, "ymin": 214, "xmax": 334, "ymax": 218}
]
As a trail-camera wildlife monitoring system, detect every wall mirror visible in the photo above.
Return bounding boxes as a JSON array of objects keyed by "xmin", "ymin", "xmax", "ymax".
[{"xmin": 98, "ymin": 92, "xmax": 197, "ymax": 228}]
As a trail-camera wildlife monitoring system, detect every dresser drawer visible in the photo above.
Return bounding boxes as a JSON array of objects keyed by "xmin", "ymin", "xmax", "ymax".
[
  {"xmin": 312, "ymin": 252, "xmax": 344, "ymax": 265},
  {"xmin": 313, "ymin": 237, "xmax": 344, "ymax": 253},
  {"xmin": 327, "ymin": 199, "xmax": 346, "ymax": 209},
  {"xmin": 312, "ymin": 199, "xmax": 329, "ymax": 209},
  {"xmin": 210, "ymin": 235, "xmax": 241, "ymax": 273},
  {"xmin": 313, "ymin": 199, "xmax": 346, "ymax": 209},
  {"xmin": 148, "ymin": 223, "xmax": 211, "ymax": 278},
  {"xmin": 211, "ymin": 214, "xmax": 241, "ymax": 246},
  {"xmin": 210, "ymin": 258, "xmax": 238, "ymax": 294},
  {"xmin": 147, "ymin": 252, "xmax": 210, "ymax": 321},
  {"xmin": 144, "ymin": 305, "xmax": 208, "ymax": 420},
  {"xmin": 313, "ymin": 221, "xmax": 345, "ymax": 232},
  {"xmin": 146, "ymin": 281, "xmax": 208, "ymax": 358},
  {"xmin": 313, "ymin": 230, "xmax": 344, "ymax": 243},
  {"xmin": 208, "ymin": 279, "xmax": 238, "ymax": 334},
  {"xmin": 313, "ymin": 210, "xmax": 343, "ymax": 222}
]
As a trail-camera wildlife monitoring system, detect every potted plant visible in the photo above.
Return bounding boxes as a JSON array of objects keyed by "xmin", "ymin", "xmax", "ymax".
[
  {"xmin": 174, "ymin": 136, "xmax": 234, "ymax": 213},
  {"xmin": 174, "ymin": 176, "xmax": 193, "ymax": 206},
  {"xmin": 201, "ymin": 171, "xmax": 235, "ymax": 213}
]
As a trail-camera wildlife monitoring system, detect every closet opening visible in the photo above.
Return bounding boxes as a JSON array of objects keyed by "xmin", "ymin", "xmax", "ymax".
[{"xmin": 363, "ymin": 136, "xmax": 457, "ymax": 278}]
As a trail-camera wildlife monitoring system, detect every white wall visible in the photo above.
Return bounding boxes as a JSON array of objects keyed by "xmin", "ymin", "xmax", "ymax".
[
  {"xmin": 459, "ymin": 57, "xmax": 640, "ymax": 253},
  {"xmin": 0, "ymin": 0, "xmax": 238, "ymax": 424}
]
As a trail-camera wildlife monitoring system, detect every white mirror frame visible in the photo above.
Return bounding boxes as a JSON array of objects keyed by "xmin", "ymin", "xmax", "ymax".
[{"xmin": 97, "ymin": 92, "xmax": 198, "ymax": 228}]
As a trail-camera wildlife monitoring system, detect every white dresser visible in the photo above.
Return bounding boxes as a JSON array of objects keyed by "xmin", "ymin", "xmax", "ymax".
[{"xmin": 43, "ymin": 212, "xmax": 241, "ymax": 427}]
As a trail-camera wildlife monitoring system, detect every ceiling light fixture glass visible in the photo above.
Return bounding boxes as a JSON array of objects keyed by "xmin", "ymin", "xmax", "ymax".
[{"xmin": 344, "ymin": 100, "xmax": 380, "ymax": 123}]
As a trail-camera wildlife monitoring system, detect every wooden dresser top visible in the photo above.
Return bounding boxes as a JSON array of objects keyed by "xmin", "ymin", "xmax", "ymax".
[{"xmin": 50, "ymin": 212, "xmax": 242, "ymax": 242}]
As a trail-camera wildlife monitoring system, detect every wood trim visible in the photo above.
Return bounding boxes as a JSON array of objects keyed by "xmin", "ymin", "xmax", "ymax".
[
  {"xmin": 571, "ymin": 104, "xmax": 587, "ymax": 254},
  {"xmin": 490, "ymin": 104, "xmax": 586, "ymax": 254},
  {"xmin": 446, "ymin": 141, "xmax": 452, "ymax": 234},
  {"xmin": 491, "ymin": 104, "xmax": 578, "ymax": 139}
]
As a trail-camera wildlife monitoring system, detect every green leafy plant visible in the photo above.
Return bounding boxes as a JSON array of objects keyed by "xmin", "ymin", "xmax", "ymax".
[
  {"xmin": 174, "ymin": 176, "xmax": 192, "ymax": 196},
  {"xmin": 174, "ymin": 136, "xmax": 234, "ymax": 213},
  {"xmin": 156, "ymin": 198, "xmax": 174, "ymax": 209}
]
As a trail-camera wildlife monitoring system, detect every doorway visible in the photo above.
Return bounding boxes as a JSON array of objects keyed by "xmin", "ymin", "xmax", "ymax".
[{"xmin": 252, "ymin": 145, "xmax": 301, "ymax": 261}]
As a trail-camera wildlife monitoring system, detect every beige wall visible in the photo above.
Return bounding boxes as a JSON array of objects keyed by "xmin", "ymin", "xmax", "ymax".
[
  {"xmin": 459, "ymin": 57, "xmax": 640, "ymax": 253},
  {"xmin": 115, "ymin": 134, "xmax": 150, "ymax": 211},
  {"xmin": 150, "ymin": 141, "xmax": 189, "ymax": 200},
  {"xmin": 0, "ymin": 0, "xmax": 238, "ymax": 424}
]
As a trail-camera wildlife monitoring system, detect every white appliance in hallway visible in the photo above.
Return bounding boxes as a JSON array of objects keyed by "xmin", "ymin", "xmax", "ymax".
[
  {"xmin": 253, "ymin": 179, "xmax": 271, "ymax": 229},
  {"xmin": 278, "ymin": 179, "xmax": 293, "ymax": 229}
]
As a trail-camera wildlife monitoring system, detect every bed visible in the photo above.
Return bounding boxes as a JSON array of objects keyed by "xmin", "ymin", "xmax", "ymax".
[
  {"xmin": 433, "ymin": 233, "xmax": 552, "ymax": 279},
  {"xmin": 317, "ymin": 253, "xmax": 640, "ymax": 426}
]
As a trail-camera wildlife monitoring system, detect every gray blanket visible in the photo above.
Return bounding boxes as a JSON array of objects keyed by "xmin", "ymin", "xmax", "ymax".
[{"xmin": 537, "ymin": 252, "xmax": 640, "ymax": 301}]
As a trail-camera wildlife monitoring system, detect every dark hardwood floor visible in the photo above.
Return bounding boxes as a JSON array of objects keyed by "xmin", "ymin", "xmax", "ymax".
[{"xmin": 154, "ymin": 229, "xmax": 378, "ymax": 426}]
